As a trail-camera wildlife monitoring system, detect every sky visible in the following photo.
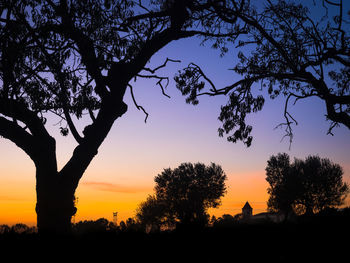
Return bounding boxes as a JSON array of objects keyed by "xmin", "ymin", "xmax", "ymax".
[{"xmin": 0, "ymin": 1, "xmax": 349, "ymax": 226}]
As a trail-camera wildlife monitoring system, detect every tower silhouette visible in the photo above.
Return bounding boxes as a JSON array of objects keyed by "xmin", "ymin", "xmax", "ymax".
[{"xmin": 113, "ymin": 212, "xmax": 118, "ymax": 225}]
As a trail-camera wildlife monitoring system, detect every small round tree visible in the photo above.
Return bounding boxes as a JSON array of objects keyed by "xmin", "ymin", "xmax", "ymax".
[{"xmin": 154, "ymin": 162, "xmax": 227, "ymax": 226}]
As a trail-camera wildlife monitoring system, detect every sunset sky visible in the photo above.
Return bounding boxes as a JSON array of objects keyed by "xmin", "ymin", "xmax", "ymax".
[{"xmin": 0, "ymin": 2, "xmax": 349, "ymax": 226}]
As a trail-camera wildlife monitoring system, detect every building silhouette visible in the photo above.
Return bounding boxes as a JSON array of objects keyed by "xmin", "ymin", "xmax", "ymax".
[
  {"xmin": 242, "ymin": 201, "xmax": 253, "ymax": 219},
  {"xmin": 239, "ymin": 201, "xmax": 295, "ymax": 223}
]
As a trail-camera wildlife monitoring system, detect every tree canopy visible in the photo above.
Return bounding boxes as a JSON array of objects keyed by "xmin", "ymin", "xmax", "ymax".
[
  {"xmin": 137, "ymin": 162, "xmax": 227, "ymax": 228},
  {"xmin": 175, "ymin": 0, "xmax": 350, "ymax": 146},
  {"xmin": 0, "ymin": 0, "xmax": 245, "ymax": 145},
  {"xmin": 266, "ymin": 153, "xmax": 349, "ymax": 215}
]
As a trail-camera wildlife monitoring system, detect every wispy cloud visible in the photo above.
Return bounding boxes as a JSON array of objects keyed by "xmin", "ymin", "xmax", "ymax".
[{"xmin": 82, "ymin": 181, "xmax": 151, "ymax": 194}]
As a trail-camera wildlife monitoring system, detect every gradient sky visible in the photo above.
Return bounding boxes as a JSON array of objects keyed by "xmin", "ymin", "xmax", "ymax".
[{"xmin": 0, "ymin": 1, "xmax": 349, "ymax": 226}]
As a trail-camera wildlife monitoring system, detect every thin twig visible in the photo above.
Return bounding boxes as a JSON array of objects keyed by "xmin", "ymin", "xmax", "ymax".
[
  {"xmin": 136, "ymin": 74, "xmax": 171, "ymax": 98},
  {"xmin": 188, "ymin": 63, "xmax": 218, "ymax": 92},
  {"xmin": 128, "ymin": 84, "xmax": 149, "ymax": 123}
]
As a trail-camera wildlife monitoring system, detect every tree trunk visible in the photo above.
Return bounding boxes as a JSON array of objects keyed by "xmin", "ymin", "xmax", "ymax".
[
  {"xmin": 32, "ymin": 98, "xmax": 127, "ymax": 235},
  {"xmin": 35, "ymin": 170, "xmax": 77, "ymax": 235}
]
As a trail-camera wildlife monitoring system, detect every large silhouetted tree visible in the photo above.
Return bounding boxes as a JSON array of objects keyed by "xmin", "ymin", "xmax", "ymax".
[
  {"xmin": 266, "ymin": 153, "xmax": 349, "ymax": 215},
  {"xmin": 0, "ymin": 0, "xmax": 247, "ymax": 234},
  {"xmin": 175, "ymin": 0, "xmax": 350, "ymax": 146},
  {"xmin": 154, "ymin": 162, "xmax": 227, "ymax": 226}
]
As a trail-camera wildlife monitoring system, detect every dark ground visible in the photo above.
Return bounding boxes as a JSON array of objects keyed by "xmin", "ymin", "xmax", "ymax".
[{"xmin": 1, "ymin": 210, "xmax": 349, "ymax": 262}]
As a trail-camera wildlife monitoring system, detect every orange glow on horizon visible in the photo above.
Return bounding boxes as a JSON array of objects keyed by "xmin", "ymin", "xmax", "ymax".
[
  {"xmin": 0, "ymin": 168, "xmax": 349, "ymax": 226},
  {"xmin": 0, "ymin": 169, "xmax": 272, "ymax": 226}
]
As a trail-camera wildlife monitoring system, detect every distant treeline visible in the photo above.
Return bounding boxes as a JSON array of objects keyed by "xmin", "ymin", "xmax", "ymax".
[
  {"xmin": 1, "ymin": 208, "xmax": 349, "ymax": 263},
  {"xmin": 1, "ymin": 206, "xmax": 349, "ymax": 236}
]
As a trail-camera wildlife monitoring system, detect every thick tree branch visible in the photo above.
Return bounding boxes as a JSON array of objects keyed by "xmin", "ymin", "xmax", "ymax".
[
  {"xmin": 325, "ymin": 100, "xmax": 350, "ymax": 130},
  {"xmin": 59, "ymin": 98, "xmax": 127, "ymax": 191},
  {"xmin": 0, "ymin": 116, "xmax": 37, "ymax": 158},
  {"xmin": 0, "ymin": 98, "xmax": 50, "ymax": 139}
]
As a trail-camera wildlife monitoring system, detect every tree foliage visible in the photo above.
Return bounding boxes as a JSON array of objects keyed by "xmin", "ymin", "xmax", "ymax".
[
  {"xmin": 154, "ymin": 162, "xmax": 227, "ymax": 226},
  {"xmin": 135, "ymin": 194, "xmax": 171, "ymax": 232},
  {"xmin": 266, "ymin": 153, "xmax": 349, "ymax": 215},
  {"xmin": 0, "ymin": 0, "xmax": 245, "ymax": 138},
  {"xmin": 137, "ymin": 163, "xmax": 227, "ymax": 229},
  {"xmin": 175, "ymin": 0, "xmax": 350, "ymax": 146}
]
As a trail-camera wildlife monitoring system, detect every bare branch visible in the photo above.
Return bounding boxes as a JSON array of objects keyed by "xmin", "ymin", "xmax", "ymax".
[
  {"xmin": 323, "ymin": 0, "xmax": 341, "ymax": 6},
  {"xmin": 63, "ymin": 107, "xmax": 83, "ymax": 144},
  {"xmin": 327, "ymin": 121, "xmax": 340, "ymax": 135},
  {"xmin": 156, "ymin": 78, "xmax": 171, "ymax": 99},
  {"xmin": 136, "ymin": 74, "xmax": 171, "ymax": 98},
  {"xmin": 137, "ymin": 0, "xmax": 152, "ymax": 13},
  {"xmin": 286, "ymin": 90, "xmax": 318, "ymax": 106},
  {"xmin": 188, "ymin": 63, "xmax": 218, "ymax": 93},
  {"xmin": 125, "ymin": 10, "xmax": 169, "ymax": 24},
  {"xmin": 128, "ymin": 84, "xmax": 149, "ymax": 123},
  {"xmin": 88, "ymin": 109, "xmax": 96, "ymax": 122},
  {"xmin": 273, "ymin": 93, "xmax": 300, "ymax": 149},
  {"xmin": 183, "ymin": 30, "xmax": 246, "ymax": 38},
  {"xmin": 143, "ymin": 58, "xmax": 181, "ymax": 74}
]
